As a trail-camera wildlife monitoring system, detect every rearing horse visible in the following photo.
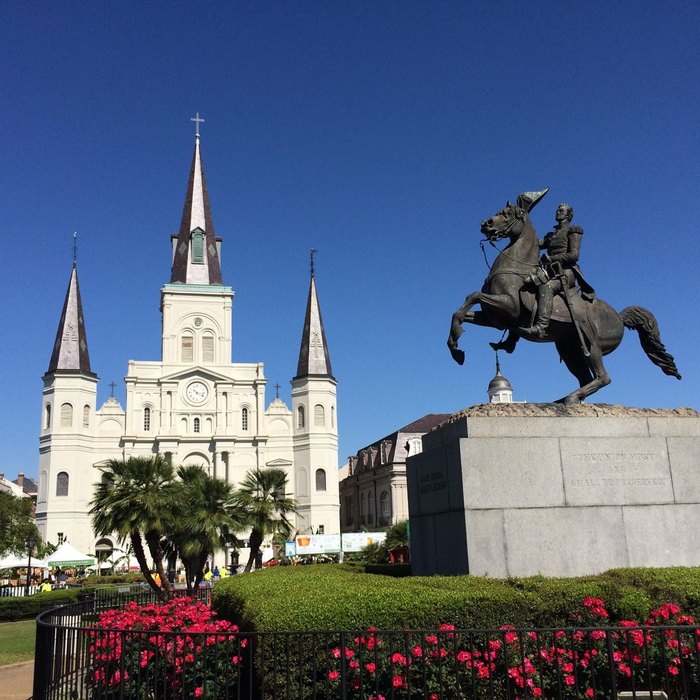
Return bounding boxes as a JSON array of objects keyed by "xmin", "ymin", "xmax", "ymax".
[{"xmin": 447, "ymin": 201, "xmax": 680, "ymax": 404}]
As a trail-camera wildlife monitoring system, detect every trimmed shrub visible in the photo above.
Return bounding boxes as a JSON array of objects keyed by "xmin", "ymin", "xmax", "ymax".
[
  {"xmin": 0, "ymin": 588, "xmax": 80, "ymax": 621},
  {"xmin": 364, "ymin": 563, "xmax": 411, "ymax": 577}
]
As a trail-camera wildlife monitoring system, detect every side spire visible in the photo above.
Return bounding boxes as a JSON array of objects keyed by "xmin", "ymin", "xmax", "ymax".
[
  {"xmin": 170, "ymin": 117, "xmax": 223, "ymax": 285},
  {"xmin": 47, "ymin": 245, "xmax": 93, "ymax": 375},
  {"xmin": 295, "ymin": 250, "xmax": 334, "ymax": 379}
]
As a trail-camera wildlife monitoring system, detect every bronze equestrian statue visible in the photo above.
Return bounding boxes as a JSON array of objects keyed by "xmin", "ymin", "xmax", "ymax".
[{"xmin": 446, "ymin": 189, "xmax": 680, "ymax": 404}]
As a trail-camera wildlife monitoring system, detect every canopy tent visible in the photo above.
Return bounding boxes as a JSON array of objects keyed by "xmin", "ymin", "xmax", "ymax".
[
  {"xmin": 47, "ymin": 542, "xmax": 96, "ymax": 568},
  {"xmin": 0, "ymin": 554, "xmax": 49, "ymax": 568}
]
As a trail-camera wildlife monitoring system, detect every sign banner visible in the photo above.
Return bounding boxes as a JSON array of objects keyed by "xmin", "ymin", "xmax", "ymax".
[
  {"xmin": 341, "ymin": 532, "xmax": 387, "ymax": 552},
  {"xmin": 285, "ymin": 541, "xmax": 296, "ymax": 558},
  {"xmin": 294, "ymin": 534, "xmax": 341, "ymax": 555}
]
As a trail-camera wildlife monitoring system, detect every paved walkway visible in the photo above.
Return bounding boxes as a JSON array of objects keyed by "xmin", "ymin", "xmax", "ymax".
[{"xmin": 0, "ymin": 660, "xmax": 33, "ymax": 699}]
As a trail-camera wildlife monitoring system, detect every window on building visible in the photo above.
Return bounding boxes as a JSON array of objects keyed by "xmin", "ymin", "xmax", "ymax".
[
  {"xmin": 407, "ymin": 437, "xmax": 423, "ymax": 456},
  {"xmin": 191, "ymin": 227, "xmax": 205, "ymax": 263},
  {"xmin": 60, "ymin": 403, "xmax": 73, "ymax": 427},
  {"xmin": 331, "ymin": 405, "xmax": 335, "ymax": 428},
  {"xmin": 297, "ymin": 405, "xmax": 305, "ymax": 429},
  {"xmin": 380, "ymin": 441, "xmax": 390, "ymax": 464},
  {"xmin": 202, "ymin": 335, "xmax": 214, "ymax": 362},
  {"xmin": 315, "ymin": 468, "xmax": 327, "ymax": 491},
  {"xmin": 360, "ymin": 493, "xmax": 366, "ymax": 522},
  {"xmin": 144, "ymin": 407, "xmax": 151, "ymax": 432},
  {"xmin": 241, "ymin": 407, "xmax": 249, "ymax": 431},
  {"xmin": 379, "ymin": 491, "xmax": 391, "ymax": 526},
  {"xmin": 181, "ymin": 335, "xmax": 194, "ymax": 362},
  {"xmin": 82, "ymin": 404, "xmax": 90, "ymax": 427},
  {"xmin": 56, "ymin": 471, "xmax": 69, "ymax": 497},
  {"xmin": 317, "ymin": 525, "xmax": 324, "ymax": 534},
  {"xmin": 367, "ymin": 491, "xmax": 374, "ymax": 525},
  {"xmin": 314, "ymin": 404, "xmax": 325, "ymax": 427},
  {"xmin": 57, "ymin": 532, "xmax": 64, "ymax": 545},
  {"xmin": 193, "ymin": 417, "xmax": 200, "ymax": 433},
  {"xmin": 344, "ymin": 497, "xmax": 354, "ymax": 526},
  {"xmin": 45, "ymin": 404, "xmax": 52, "ymax": 430}
]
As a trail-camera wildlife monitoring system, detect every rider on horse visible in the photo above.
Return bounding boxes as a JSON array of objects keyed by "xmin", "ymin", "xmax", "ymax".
[{"xmin": 519, "ymin": 202, "xmax": 595, "ymax": 338}]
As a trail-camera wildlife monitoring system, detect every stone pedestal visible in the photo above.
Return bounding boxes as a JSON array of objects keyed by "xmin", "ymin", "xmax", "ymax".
[{"xmin": 407, "ymin": 404, "xmax": 700, "ymax": 578}]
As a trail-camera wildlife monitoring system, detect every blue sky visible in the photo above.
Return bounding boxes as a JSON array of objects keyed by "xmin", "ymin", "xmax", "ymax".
[{"xmin": 3, "ymin": 2, "xmax": 699, "ymax": 477}]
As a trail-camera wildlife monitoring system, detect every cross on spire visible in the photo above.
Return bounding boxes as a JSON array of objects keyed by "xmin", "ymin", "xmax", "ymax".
[
  {"xmin": 274, "ymin": 383, "xmax": 281, "ymax": 399},
  {"xmin": 310, "ymin": 248, "xmax": 318, "ymax": 277},
  {"xmin": 72, "ymin": 232, "xmax": 78, "ymax": 266},
  {"xmin": 190, "ymin": 112, "xmax": 205, "ymax": 138},
  {"xmin": 109, "ymin": 382, "xmax": 116, "ymax": 397}
]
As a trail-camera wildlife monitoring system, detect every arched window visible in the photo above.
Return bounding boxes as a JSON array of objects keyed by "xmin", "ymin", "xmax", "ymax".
[
  {"xmin": 360, "ymin": 493, "xmax": 366, "ymax": 520},
  {"xmin": 193, "ymin": 417, "xmax": 200, "ymax": 433},
  {"xmin": 181, "ymin": 334, "xmax": 194, "ymax": 362},
  {"xmin": 297, "ymin": 405, "xmax": 305, "ymax": 429},
  {"xmin": 380, "ymin": 491, "xmax": 391, "ymax": 525},
  {"xmin": 45, "ymin": 404, "xmax": 52, "ymax": 430},
  {"xmin": 241, "ymin": 407, "xmax": 249, "ymax": 431},
  {"xmin": 83, "ymin": 404, "xmax": 90, "ymax": 427},
  {"xmin": 367, "ymin": 490, "xmax": 374, "ymax": 524},
  {"xmin": 202, "ymin": 334, "xmax": 214, "ymax": 363},
  {"xmin": 315, "ymin": 468, "xmax": 327, "ymax": 491},
  {"xmin": 143, "ymin": 407, "xmax": 151, "ymax": 432},
  {"xmin": 56, "ymin": 471, "xmax": 69, "ymax": 497},
  {"xmin": 60, "ymin": 403, "xmax": 73, "ymax": 427},
  {"xmin": 331, "ymin": 405, "xmax": 335, "ymax": 428},
  {"xmin": 314, "ymin": 404, "xmax": 325, "ymax": 427}
]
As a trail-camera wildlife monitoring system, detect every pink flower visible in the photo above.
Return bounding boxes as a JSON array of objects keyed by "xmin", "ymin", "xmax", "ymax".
[
  {"xmin": 392, "ymin": 674, "xmax": 405, "ymax": 687},
  {"xmin": 194, "ymin": 688, "xmax": 203, "ymax": 698},
  {"xmin": 328, "ymin": 670, "xmax": 339, "ymax": 681}
]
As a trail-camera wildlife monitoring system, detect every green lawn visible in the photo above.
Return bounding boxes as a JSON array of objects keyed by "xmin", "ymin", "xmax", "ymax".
[{"xmin": 0, "ymin": 620, "xmax": 35, "ymax": 665}]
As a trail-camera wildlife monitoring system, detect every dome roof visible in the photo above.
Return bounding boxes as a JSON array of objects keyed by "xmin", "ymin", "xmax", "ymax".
[{"xmin": 488, "ymin": 371, "xmax": 512, "ymax": 393}]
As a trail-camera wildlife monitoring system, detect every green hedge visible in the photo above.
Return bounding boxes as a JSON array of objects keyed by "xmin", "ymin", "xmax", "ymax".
[
  {"xmin": 213, "ymin": 565, "xmax": 700, "ymax": 633},
  {"xmin": 0, "ymin": 589, "xmax": 81, "ymax": 621},
  {"xmin": 212, "ymin": 566, "xmax": 700, "ymax": 700}
]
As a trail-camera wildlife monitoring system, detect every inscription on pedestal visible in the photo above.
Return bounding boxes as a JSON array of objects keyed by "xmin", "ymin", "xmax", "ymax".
[{"xmin": 562, "ymin": 439, "xmax": 672, "ymax": 506}]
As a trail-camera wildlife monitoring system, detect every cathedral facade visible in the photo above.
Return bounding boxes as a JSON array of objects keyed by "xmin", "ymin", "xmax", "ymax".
[{"xmin": 35, "ymin": 133, "xmax": 340, "ymax": 558}]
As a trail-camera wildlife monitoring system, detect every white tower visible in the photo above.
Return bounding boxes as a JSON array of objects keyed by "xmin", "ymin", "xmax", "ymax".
[
  {"xmin": 36, "ymin": 260, "xmax": 99, "ymax": 551},
  {"xmin": 291, "ymin": 253, "xmax": 340, "ymax": 534}
]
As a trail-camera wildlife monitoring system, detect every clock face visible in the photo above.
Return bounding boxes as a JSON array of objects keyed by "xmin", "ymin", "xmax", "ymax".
[{"xmin": 186, "ymin": 381, "xmax": 208, "ymax": 403}]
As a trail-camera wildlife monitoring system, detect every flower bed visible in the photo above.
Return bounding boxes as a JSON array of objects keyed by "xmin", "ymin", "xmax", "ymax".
[
  {"xmin": 85, "ymin": 596, "xmax": 246, "ymax": 699},
  {"xmin": 326, "ymin": 598, "xmax": 700, "ymax": 699}
]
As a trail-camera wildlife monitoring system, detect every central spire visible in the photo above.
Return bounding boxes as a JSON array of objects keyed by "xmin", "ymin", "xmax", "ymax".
[{"xmin": 170, "ymin": 122, "xmax": 223, "ymax": 285}]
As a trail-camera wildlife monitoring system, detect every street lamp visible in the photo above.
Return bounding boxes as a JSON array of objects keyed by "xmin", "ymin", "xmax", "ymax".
[{"xmin": 25, "ymin": 535, "xmax": 36, "ymax": 596}]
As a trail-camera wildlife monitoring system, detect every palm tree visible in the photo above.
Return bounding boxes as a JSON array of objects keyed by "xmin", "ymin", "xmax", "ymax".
[
  {"xmin": 167, "ymin": 466, "xmax": 244, "ymax": 592},
  {"xmin": 235, "ymin": 468, "xmax": 297, "ymax": 573},
  {"xmin": 90, "ymin": 455, "xmax": 179, "ymax": 600}
]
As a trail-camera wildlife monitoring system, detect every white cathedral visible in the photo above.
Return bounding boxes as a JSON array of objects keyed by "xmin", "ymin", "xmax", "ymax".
[{"xmin": 35, "ymin": 131, "xmax": 340, "ymax": 559}]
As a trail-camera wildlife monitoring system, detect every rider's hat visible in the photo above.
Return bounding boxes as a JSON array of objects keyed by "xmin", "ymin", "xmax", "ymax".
[{"xmin": 516, "ymin": 188, "xmax": 549, "ymax": 212}]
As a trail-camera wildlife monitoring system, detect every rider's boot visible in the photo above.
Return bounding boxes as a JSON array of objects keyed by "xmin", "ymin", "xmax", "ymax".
[{"xmin": 519, "ymin": 285, "xmax": 553, "ymax": 338}]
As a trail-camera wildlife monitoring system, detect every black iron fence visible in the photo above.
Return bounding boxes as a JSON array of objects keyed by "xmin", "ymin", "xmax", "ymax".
[{"xmin": 34, "ymin": 594, "xmax": 700, "ymax": 699}]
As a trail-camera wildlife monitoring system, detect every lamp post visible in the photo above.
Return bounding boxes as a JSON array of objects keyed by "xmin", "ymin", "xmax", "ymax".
[{"xmin": 25, "ymin": 535, "xmax": 36, "ymax": 596}]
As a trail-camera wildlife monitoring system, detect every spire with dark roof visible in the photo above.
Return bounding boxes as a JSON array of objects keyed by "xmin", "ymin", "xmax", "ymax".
[
  {"xmin": 47, "ymin": 263, "xmax": 93, "ymax": 375},
  {"xmin": 170, "ymin": 130, "xmax": 223, "ymax": 285},
  {"xmin": 295, "ymin": 257, "xmax": 334, "ymax": 380}
]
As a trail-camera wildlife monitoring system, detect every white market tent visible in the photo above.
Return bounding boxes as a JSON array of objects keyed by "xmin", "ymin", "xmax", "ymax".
[
  {"xmin": 47, "ymin": 542, "xmax": 96, "ymax": 568},
  {"xmin": 0, "ymin": 554, "xmax": 49, "ymax": 568}
]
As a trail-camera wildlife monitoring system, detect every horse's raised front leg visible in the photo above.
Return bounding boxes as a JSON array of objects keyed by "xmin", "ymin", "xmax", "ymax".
[
  {"xmin": 447, "ymin": 291, "xmax": 520, "ymax": 365},
  {"xmin": 447, "ymin": 292, "xmax": 482, "ymax": 365}
]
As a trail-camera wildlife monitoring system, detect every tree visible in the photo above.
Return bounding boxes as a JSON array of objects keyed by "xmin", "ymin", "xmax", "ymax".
[
  {"xmin": 0, "ymin": 491, "xmax": 40, "ymax": 558},
  {"xmin": 167, "ymin": 466, "xmax": 244, "ymax": 592},
  {"xmin": 90, "ymin": 455, "xmax": 179, "ymax": 600},
  {"xmin": 235, "ymin": 468, "xmax": 297, "ymax": 573}
]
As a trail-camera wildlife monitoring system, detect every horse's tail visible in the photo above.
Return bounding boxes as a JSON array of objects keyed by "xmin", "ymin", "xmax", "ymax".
[{"xmin": 620, "ymin": 306, "xmax": 681, "ymax": 379}]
